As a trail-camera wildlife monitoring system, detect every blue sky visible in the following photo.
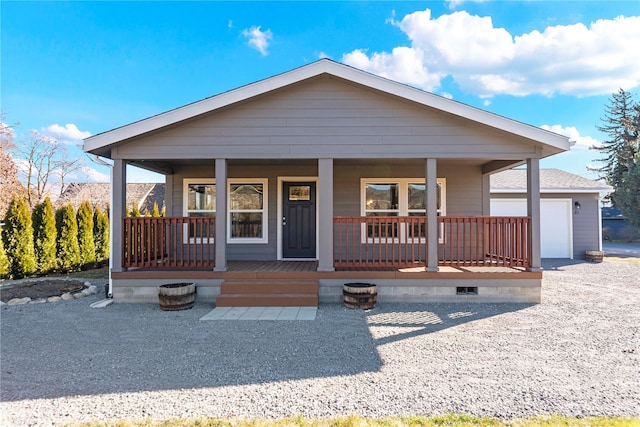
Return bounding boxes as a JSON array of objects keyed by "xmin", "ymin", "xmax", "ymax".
[{"xmin": 2, "ymin": 0, "xmax": 639, "ymax": 183}]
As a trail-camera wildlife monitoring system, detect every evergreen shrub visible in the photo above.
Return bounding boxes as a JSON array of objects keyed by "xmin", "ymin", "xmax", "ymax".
[
  {"xmin": 77, "ymin": 200, "xmax": 96, "ymax": 269},
  {"xmin": 56, "ymin": 203, "xmax": 81, "ymax": 272},
  {"xmin": 1, "ymin": 196, "xmax": 36, "ymax": 279},
  {"xmin": 32, "ymin": 196, "xmax": 58, "ymax": 273}
]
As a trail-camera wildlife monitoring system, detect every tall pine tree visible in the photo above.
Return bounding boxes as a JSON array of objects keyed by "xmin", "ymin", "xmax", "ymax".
[
  {"xmin": 56, "ymin": 203, "xmax": 81, "ymax": 272},
  {"xmin": 615, "ymin": 151, "xmax": 640, "ymax": 229},
  {"xmin": 76, "ymin": 200, "xmax": 96, "ymax": 269},
  {"xmin": 32, "ymin": 196, "xmax": 58, "ymax": 273},
  {"xmin": 2, "ymin": 196, "xmax": 36, "ymax": 279},
  {"xmin": 592, "ymin": 89, "xmax": 639, "ymax": 196},
  {"xmin": 593, "ymin": 90, "xmax": 640, "ymax": 227}
]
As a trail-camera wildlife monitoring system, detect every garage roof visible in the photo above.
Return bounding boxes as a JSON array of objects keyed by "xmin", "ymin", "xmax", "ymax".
[{"xmin": 491, "ymin": 169, "xmax": 612, "ymax": 193}]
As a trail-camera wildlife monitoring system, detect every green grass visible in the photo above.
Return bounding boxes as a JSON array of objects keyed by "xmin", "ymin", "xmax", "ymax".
[
  {"xmin": 62, "ymin": 266, "xmax": 109, "ymax": 280},
  {"xmin": 59, "ymin": 415, "xmax": 640, "ymax": 427}
]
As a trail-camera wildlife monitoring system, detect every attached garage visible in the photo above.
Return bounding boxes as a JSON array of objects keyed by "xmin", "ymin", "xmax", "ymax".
[
  {"xmin": 490, "ymin": 198, "xmax": 573, "ymax": 258},
  {"xmin": 491, "ymin": 169, "xmax": 611, "ymax": 259}
]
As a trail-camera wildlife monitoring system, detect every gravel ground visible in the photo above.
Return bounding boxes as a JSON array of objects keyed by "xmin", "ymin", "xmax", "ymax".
[{"xmin": 1, "ymin": 259, "xmax": 639, "ymax": 426}]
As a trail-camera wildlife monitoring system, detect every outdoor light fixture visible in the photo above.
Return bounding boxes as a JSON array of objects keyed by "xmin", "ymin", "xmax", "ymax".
[{"xmin": 574, "ymin": 201, "xmax": 581, "ymax": 213}]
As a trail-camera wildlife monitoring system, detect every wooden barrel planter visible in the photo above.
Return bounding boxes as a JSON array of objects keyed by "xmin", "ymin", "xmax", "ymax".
[
  {"xmin": 585, "ymin": 250, "xmax": 604, "ymax": 263},
  {"xmin": 343, "ymin": 283, "xmax": 378, "ymax": 309},
  {"xmin": 158, "ymin": 283, "xmax": 196, "ymax": 311}
]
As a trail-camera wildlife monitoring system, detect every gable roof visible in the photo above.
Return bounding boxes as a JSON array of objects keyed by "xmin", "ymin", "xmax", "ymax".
[
  {"xmin": 56, "ymin": 182, "xmax": 165, "ymax": 213},
  {"xmin": 490, "ymin": 169, "xmax": 612, "ymax": 193},
  {"xmin": 84, "ymin": 59, "xmax": 570, "ymax": 158}
]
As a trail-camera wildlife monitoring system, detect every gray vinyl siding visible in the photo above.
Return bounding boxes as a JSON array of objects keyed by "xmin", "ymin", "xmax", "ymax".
[
  {"xmin": 333, "ymin": 162, "xmax": 482, "ymax": 217},
  {"xmin": 545, "ymin": 193, "xmax": 601, "ymax": 258},
  {"xmin": 114, "ymin": 76, "xmax": 540, "ymax": 161},
  {"xmin": 169, "ymin": 163, "xmax": 318, "ymax": 261},
  {"xmin": 491, "ymin": 192, "xmax": 601, "ymax": 259},
  {"xmin": 165, "ymin": 160, "xmax": 483, "ymax": 261}
]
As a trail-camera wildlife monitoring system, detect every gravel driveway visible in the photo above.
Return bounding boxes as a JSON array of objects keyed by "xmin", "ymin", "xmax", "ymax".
[{"xmin": 1, "ymin": 259, "xmax": 639, "ymax": 426}]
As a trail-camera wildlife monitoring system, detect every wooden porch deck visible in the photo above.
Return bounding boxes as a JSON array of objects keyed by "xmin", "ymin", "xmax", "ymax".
[{"xmin": 112, "ymin": 260, "xmax": 540, "ymax": 281}]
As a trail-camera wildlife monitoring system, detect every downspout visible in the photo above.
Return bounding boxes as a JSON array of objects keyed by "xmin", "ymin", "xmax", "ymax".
[{"xmin": 91, "ymin": 155, "xmax": 114, "ymax": 299}]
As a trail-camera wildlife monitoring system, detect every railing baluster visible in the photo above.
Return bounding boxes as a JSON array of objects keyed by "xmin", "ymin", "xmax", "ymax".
[
  {"xmin": 122, "ymin": 217, "xmax": 216, "ymax": 269},
  {"xmin": 117, "ymin": 215, "xmax": 533, "ymax": 271}
]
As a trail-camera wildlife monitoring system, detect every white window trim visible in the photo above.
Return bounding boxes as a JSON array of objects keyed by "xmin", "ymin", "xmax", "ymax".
[
  {"xmin": 182, "ymin": 178, "xmax": 216, "ymax": 244},
  {"xmin": 360, "ymin": 178, "xmax": 446, "ymax": 244},
  {"xmin": 227, "ymin": 178, "xmax": 268, "ymax": 244}
]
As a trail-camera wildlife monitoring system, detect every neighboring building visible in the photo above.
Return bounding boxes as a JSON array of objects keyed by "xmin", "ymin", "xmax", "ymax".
[
  {"xmin": 602, "ymin": 206, "xmax": 640, "ymax": 241},
  {"xmin": 56, "ymin": 182, "xmax": 165, "ymax": 214},
  {"xmin": 83, "ymin": 59, "xmax": 571, "ymax": 304},
  {"xmin": 491, "ymin": 169, "xmax": 611, "ymax": 259}
]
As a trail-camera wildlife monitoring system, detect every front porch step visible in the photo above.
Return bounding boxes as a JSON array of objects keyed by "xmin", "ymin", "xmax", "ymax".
[{"xmin": 216, "ymin": 279, "xmax": 319, "ymax": 307}]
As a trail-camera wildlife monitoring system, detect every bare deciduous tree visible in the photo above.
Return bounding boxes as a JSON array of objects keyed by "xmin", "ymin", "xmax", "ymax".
[
  {"xmin": 55, "ymin": 145, "xmax": 83, "ymax": 198},
  {"xmin": 13, "ymin": 129, "xmax": 85, "ymax": 208},
  {"xmin": 0, "ymin": 119, "xmax": 23, "ymax": 217}
]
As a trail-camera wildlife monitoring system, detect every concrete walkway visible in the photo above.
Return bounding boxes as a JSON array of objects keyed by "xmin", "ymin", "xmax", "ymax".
[{"xmin": 199, "ymin": 306, "xmax": 317, "ymax": 321}]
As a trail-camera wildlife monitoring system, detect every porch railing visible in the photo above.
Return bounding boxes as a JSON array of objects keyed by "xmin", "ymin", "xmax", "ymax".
[
  {"xmin": 334, "ymin": 216, "xmax": 428, "ymax": 268},
  {"xmin": 334, "ymin": 216, "xmax": 531, "ymax": 269},
  {"xmin": 439, "ymin": 216, "xmax": 531, "ymax": 268},
  {"xmin": 121, "ymin": 215, "xmax": 530, "ymax": 270},
  {"xmin": 123, "ymin": 217, "xmax": 216, "ymax": 268}
]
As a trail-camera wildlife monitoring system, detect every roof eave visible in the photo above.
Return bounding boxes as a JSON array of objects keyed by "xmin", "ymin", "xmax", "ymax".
[{"xmin": 491, "ymin": 188, "xmax": 612, "ymax": 194}]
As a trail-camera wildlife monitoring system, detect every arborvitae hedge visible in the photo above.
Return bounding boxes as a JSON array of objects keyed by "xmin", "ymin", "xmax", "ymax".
[
  {"xmin": 77, "ymin": 200, "xmax": 96, "ymax": 270},
  {"xmin": 151, "ymin": 202, "xmax": 161, "ymax": 217},
  {"xmin": 130, "ymin": 203, "xmax": 141, "ymax": 217},
  {"xmin": 0, "ymin": 228, "xmax": 9, "ymax": 278},
  {"xmin": 2, "ymin": 196, "xmax": 36, "ymax": 279},
  {"xmin": 56, "ymin": 203, "xmax": 81, "ymax": 272},
  {"xmin": 93, "ymin": 206, "xmax": 110, "ymax": 266},
  {"xmin": 32, "ymin": 196, "xmax": 58, "ymax": 273}
]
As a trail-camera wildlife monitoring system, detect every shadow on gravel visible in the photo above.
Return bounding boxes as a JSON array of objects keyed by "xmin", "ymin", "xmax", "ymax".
[
  {"xmin": 0, "ymin": 300, "xmax": 529, "ymax": 401},
  {"xmin": 541, "ymin": 258, "xmax": 587, "ymax": 270}
]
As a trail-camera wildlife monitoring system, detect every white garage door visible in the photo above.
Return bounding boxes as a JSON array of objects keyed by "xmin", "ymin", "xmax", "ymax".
[{"xmin": 490, "ymin": 199, "xmax": 573, "ymax": 258}]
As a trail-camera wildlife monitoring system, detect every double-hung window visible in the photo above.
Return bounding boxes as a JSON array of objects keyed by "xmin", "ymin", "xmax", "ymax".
[
  {"xmin": 183, "ymin": 179, "xmax": 216, "ymax": 243},
  {"xmin": 361, "ymin": 178, "xmax": 446, "ymax": 243},
  {"xmin": 228, "ymin": 179, "xmax": 268, "ymax": 243}
]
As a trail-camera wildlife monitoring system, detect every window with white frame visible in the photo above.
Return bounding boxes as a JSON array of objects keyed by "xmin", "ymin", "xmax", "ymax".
[
  {"xmin": 183, "ymin": 179, "xmax": 216, "ymax": 243},
  {"xmin": 228, "ymin": 179, "xmax": 268, "ymax": 243},
  {"xmin": 361, "ymin": 178, "xmax": 446, "ymax": 242}
]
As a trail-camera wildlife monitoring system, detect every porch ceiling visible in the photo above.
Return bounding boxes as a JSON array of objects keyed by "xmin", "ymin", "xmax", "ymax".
[{"xmin": 128, "ymin": 158, "xmax": 521, "ymax": 176}]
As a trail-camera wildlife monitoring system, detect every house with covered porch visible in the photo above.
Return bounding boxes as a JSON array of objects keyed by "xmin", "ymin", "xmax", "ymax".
[{"xmin": 83, "ymin": 59, "xmax": 570, "ymax": 305}]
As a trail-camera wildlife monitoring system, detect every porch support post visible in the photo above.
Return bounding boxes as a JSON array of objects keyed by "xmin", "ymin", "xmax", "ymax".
[
  {"xmin": 214, "ymin": 158, "xmax": 228, "ymax": 272},
  {"xmin": 425, "ymin": 158, "xmax": 439, "ymax": 272},
  {"xmin": 317, "ymin": 158, "xmax": 335, "ymax": 271},
  {"xmin": 111, "ymin": 158, "xmax": 126, "ymax": 272},
  {"xmin": 527, "ymin": 157, "xmax": 542, "ymax": 271},
  {"xmin": 481, "ymin": 173, "xmax": 491, "ymax": 216}
]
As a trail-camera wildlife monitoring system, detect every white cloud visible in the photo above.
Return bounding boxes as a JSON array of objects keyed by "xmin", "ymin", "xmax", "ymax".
[
  {"xmin": 81, "ymin": 165, "xmax": 110, "ymax": 183},
  {"xmin": 42, "ymin": 123, "xmax": 91, "ymax": 145},
  {"xmin": 342, "ymin": 47, "xmax": 444, "ymax": 91},
  {"xmin": 342, "ymin": 9, "xmax": 640, "ymax": 97},
  {"xmin": 318, "ymin": 51, "xmax": 330, "ymax": 59},
  {"xmin": 541, "ymin": 124, "xmax": 601, "ymax": 149},
  {"xmin": 242, "ymin": 26, "xmax": 273, "ymax": 56}
]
